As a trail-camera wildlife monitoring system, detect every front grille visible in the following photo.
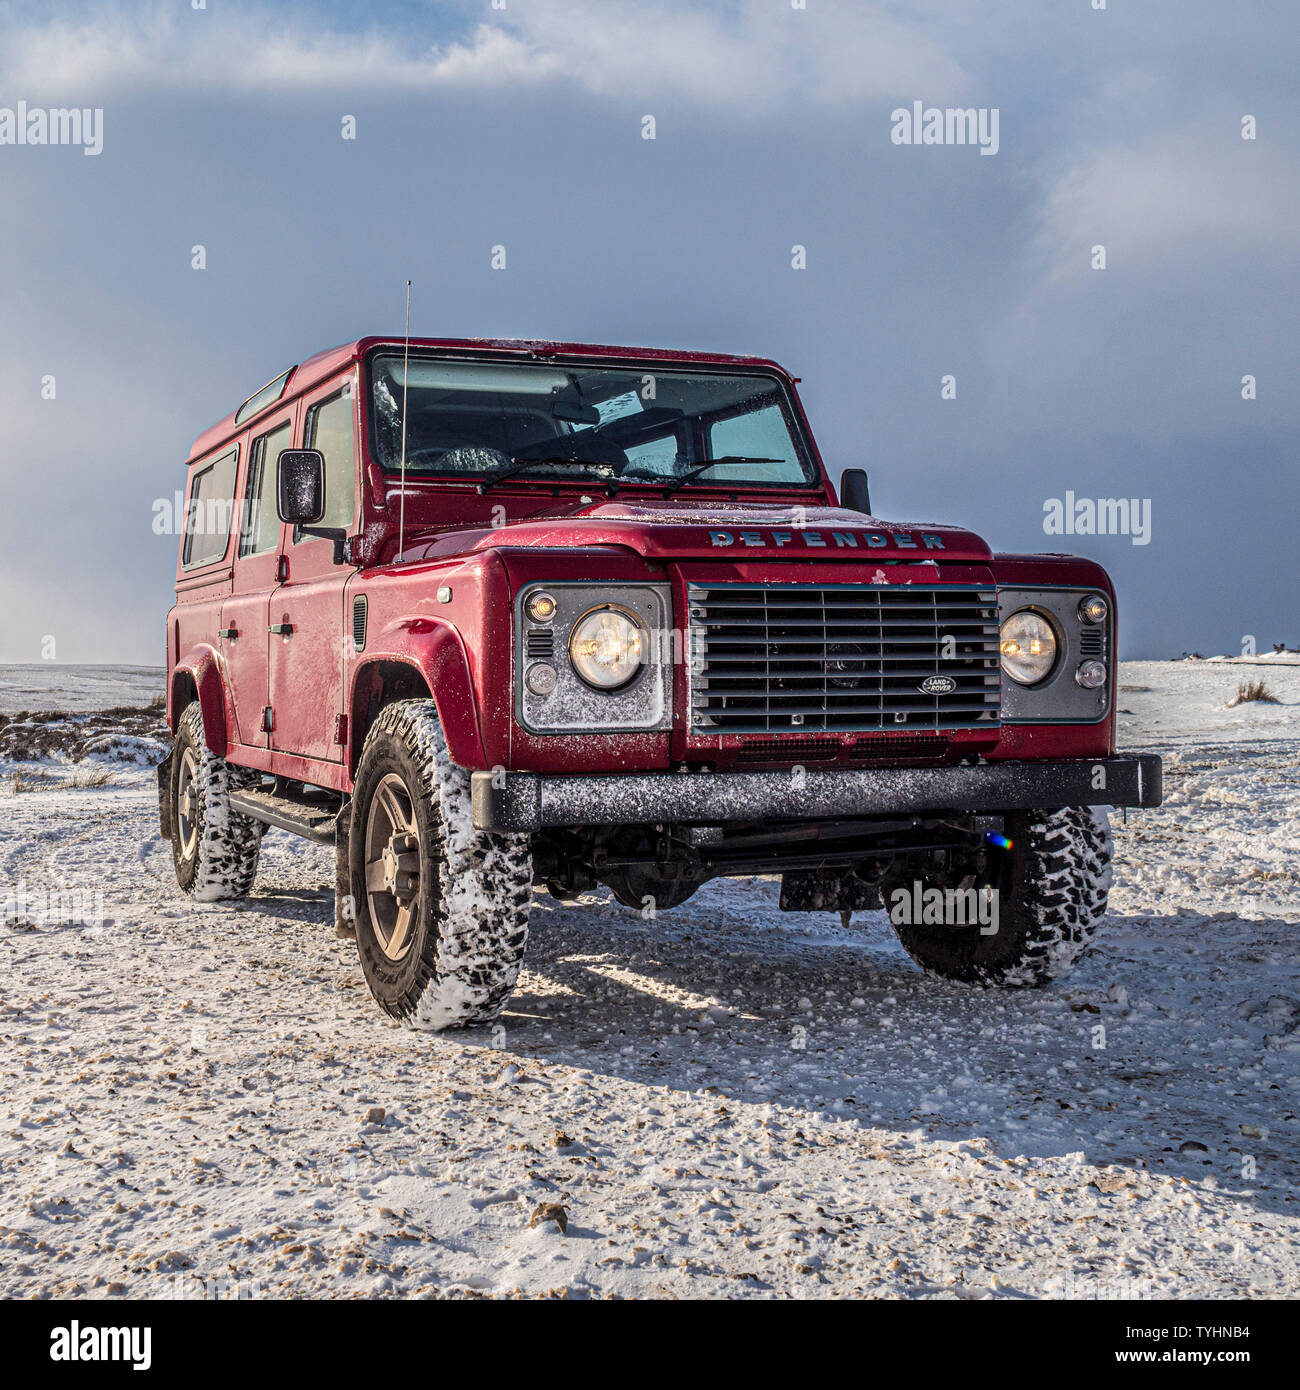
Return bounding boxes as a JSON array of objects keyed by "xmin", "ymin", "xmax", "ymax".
[
  {"xmin": 688, "ymin": 584, "xmax": 1001, "ymax": 733},
  {"xmin": 848, "ymin": 734, "xmax": 952, "ymax": 762},
  {"xmin": 736, "ymin": 737, "xmax": 842, "ymax": 765},
  {"xmin": 734, "ymin": 733, "xmax": 953, "ymax": 766}
]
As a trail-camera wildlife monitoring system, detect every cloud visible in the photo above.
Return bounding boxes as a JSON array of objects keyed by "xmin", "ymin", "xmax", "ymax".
[
  {"xmin": 0, "ymin": 0, "xmax": 967, "ymax": 107},
  {"xmin": 1038, "ymin": 120, "xmax": 1299, "ymax": 273},
  {"xmin": 0, "ymin": 1, "xmax": 1295, "ymax": 661},
  {"xmin": 966, "ymin": 113, "xmax": 1300, "ymax": 450}
]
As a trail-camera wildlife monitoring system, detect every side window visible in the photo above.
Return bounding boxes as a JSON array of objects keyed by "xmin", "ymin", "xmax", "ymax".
[
  {"xmin": 182, "ymin": 448, "xmax": 238, "ymax": 567},
  {"xmin": 240, "ymin": 421, "xmax": 291, "ymax": 557},
  {"xmin": 301, "ymin": 388, "xmax": 356, "ymax": 536},
  {"xmin": 708, "ymin": 404, "xmax": 802, "ymax": 481}
]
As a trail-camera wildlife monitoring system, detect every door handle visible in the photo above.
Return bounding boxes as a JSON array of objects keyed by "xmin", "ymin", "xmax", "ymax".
[
  {"xmin": 218, "ymin": 627, "xmax": 239, "ymax": 641},
  {"xmin": 269, "ymin": 622, "xmax": 294, "ymax": 637}
]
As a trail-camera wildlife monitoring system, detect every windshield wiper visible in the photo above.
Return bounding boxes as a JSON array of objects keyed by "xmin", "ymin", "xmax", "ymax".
[
  {"xmin": 659, "ymin": 456, "xmax": 784, "ymax": 496},
  {"xmin": 609, "ymin": 456, "xmax": 786, "ymax": 496},
  {"xmin": 477, "ymin": 455, "xmax": 612, "ymax": 494}
]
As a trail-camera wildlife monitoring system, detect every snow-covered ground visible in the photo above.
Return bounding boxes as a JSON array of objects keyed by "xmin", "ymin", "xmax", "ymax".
[
  {"xmin": 0, "ymin": 661, "xmax": 1296, "ymax": 1299},
  {"xmin": 0, "ymin": 665, "xmax": 163, "ymax": 716}
]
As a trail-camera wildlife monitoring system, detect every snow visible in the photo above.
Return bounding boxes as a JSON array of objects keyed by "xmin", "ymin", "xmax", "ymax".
[
  {"xmin": 0, "ymin": 665, "xmax": 163, "ymax": 716},
  {"xmin": 0, "ymin": 661, "xmax": 1296, "ymax": 1299}
]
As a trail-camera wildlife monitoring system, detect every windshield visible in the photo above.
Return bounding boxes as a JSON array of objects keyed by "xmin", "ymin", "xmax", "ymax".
[{"xmin": 368, "ymin": 355, "xmax": 818, "ymax": 489}]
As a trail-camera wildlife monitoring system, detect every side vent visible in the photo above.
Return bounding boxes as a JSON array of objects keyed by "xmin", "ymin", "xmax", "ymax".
[
  {"xmin": 1079, "ymin": 626, "xmax": 1105, "ymax": 658},
  {"xmin": 525, "ymin": 629, "xmax": 555, "ymax": 659},
  {"xmin": 352, "ymin": 594, "xmax": 368, "ymax": 653}
]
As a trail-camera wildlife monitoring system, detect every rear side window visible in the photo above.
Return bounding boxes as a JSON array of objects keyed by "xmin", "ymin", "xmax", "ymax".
[
  {"xmin": 183, "ymin": 447, "xmax": 238, "ymax": 567},
  {"xmin": 235, "ymin": 368, "xmax": 294, "ymax": 425},
  {"xmin": 240, "ymin": 422, "xmax": 291, "ymax": 556},
  {"xmin": 302, "ymin": 389, "xmax": 356, "ymax": 535}
]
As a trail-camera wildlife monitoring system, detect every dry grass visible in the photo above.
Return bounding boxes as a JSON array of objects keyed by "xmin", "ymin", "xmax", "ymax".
[
  {"xmin": 69, "ymin": 765, "xmax": 113, "ymax": 789},
  {"xmin": 8, "ymin": 765, "xmax": 113, "ymax": 793},
  {"xmin": 9, "ymin": 769, "xmax": 60, "ymax": 794},
  {"xmin": 1226, "ymin": 678, "xmax": 1279, "ymax": 708}
]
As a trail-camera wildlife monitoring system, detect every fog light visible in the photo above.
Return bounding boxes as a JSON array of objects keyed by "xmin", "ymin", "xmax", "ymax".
[
  {"xmin": 526, "ymin": 591, "xmax": 557, "ymax": 622},
  {"xmin": 1076, "ymin": 660, "xmax": 1106, "ymax": 689},
  {"xmin": 525, "ymin": 663, "xmax": 557, "ymax": 695},
  {"xmin": 1078, "ymin": 594, "xmax": 1109, "ymax": 625}
]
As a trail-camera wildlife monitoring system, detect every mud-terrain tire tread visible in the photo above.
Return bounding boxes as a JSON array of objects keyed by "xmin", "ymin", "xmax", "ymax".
[
  {"xmin": 171, "ymin": 701, "xmax": 262, "ymax": 901},
  {"xmin": 891, "ymin": 805, "xmax": 1113, "ymax": 987},
  {"xmin": 350, "ymin": 700, "xmax": 532, "ymax": 1030}
]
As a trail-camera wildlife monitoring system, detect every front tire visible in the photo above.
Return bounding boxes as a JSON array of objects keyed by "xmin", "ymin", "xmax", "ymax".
[
  {"xmin": 349, "ymin": 700, "xmax": 533, "ymax": 1029},
  {"xmin": 170, "ymin": 701, "xmax": 262, "ymax": 902},
  {"xmin": 889, "ymin": 806, "xmax": 1113, "ymax": 987}
]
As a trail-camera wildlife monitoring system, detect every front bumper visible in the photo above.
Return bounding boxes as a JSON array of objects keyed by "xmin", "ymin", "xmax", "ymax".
[{"xmin": 471, "ymin": 753, "xmax": 1163, "ymax": 832}]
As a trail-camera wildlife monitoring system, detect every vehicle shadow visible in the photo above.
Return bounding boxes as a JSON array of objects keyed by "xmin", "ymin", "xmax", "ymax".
[
  {"xmin": 240, "ymin": 871, "xmax": 1297, "ymax": 1222},
  {"xmin": 233, "ymin": 885, "xmax": 335, "ymax": 926},
  {"xmin": 487, "ymin": 883, "xmax": 1300, "ymax": 1220}
]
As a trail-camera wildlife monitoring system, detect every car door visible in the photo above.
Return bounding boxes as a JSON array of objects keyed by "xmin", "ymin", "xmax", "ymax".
[
  {"xmin": 220, "ymin": 412, "xmax": 294, "ymax": 747},
  {"xmin": 267, "ymin": 374, "xmax": 358, "ymax": 766}
]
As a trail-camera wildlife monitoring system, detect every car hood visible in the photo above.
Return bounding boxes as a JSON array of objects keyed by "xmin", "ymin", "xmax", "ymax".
[{"xmin": 400, "ymin": 497, "xmax": 994, "ymax": 565}]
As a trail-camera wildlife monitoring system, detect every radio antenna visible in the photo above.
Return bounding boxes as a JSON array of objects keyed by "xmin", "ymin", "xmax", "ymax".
[{"xmin": 397, "ymin": 278, "xmax": 412, "ymax": 563}]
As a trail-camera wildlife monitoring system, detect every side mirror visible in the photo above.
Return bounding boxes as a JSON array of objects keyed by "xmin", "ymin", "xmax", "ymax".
[
  {"xmin": 840, "ymin": 467, "xmax": 872, "ymax": 516},
  {"xmin": 276, "ymin": 449, "xmax": 325, "ymax": 525}
]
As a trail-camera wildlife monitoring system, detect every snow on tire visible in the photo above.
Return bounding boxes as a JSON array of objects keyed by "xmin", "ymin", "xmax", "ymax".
[
  {"xmin": 890, "ymin": 805, "xmax": 1114, "ymax": 987},
  {"xmin": 170, "ymin": 700, "xmax": 262, "ymax": 902},
  {"xmin": 349, "ymin": 700, "xmax": 532, "ymax": 1030}
]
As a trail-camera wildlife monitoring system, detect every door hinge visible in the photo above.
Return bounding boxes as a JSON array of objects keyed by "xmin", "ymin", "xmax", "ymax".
[
  {"xmin": 217, "ymin": 627, "xmax": 238, "ymax": 641},
  {"xmin": 334, "ymin": 713, "xmax": 348, "ymax": 746},
  {"xmin": 262, "ymin": 706, "xmax": 274, "ymax": 733},
  {"xmin": 276, "ymin": 554, "xmax": 288, "ymax": 582}
]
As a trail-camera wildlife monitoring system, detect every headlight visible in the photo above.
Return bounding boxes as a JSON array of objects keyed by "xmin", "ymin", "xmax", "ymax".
[
  {"xmin": 568, "ymin": 606, "xmax": 645, "ymax": 689},
  {"xmin": 999, "ymin": 609, "xmax": 1057, "ymax": 685}
]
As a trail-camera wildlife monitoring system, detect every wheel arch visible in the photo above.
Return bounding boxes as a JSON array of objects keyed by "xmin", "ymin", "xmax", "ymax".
[
  {"xmin": 348, "ymin": 627, "xmax": 486, "ymax": 776},
  {"xmin": 169, "ymin": 646, "xmax": 229, "ymax": 756}
]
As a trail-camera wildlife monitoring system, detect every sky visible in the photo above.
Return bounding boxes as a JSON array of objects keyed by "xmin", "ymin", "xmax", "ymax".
[{"xmin": 0, "ymin": 0, "xmax": 1295, "ymax": 664}]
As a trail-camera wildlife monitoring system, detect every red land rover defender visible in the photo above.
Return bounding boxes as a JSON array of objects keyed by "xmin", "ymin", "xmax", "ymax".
[{"xmin": 159, "ymin": 337, "xmax": 1161, "ymax": 1029}]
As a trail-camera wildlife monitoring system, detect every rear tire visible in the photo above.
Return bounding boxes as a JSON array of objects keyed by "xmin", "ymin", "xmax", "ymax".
[
  {"xmin": 889, "ymin": 806, "xmax": 1113, "ymax": 987},
  {"xmin": 170, "ymin": 701, "xmax": 262, "ymax": 902},
  {"xmin": 349, "ymin": 700, "xmax": 533, "ymax": 1029}
]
